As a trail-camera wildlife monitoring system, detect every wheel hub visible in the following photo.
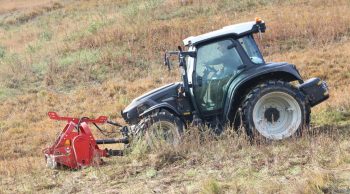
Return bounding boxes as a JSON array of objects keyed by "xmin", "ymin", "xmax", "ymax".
[{"xmin": 264, "ymin": 107, "xmax": 280, "ymax": 123}]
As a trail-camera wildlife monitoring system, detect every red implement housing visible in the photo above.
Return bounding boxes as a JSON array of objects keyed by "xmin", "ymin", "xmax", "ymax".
[{"xmin": 43, "ymin": 112, "xmax": 109, "ymax": 169}]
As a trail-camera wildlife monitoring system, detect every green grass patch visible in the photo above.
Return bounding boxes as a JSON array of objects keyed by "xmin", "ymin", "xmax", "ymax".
[
  {"xmin": 312, "ymin": 108, "xmax": 350, "ymax": 126},
  {"xmin": 58, "ymin": 49, "xmax": 101, "ymax": 67},
  {"xmin": 87, "ymin": 21, "xmax": 107, "ymax": 34},
  {"xmin": 202, "ymin": 179, "xmax": 222, "ymax": 194},
  {"xmin": 26, "ymin": 41, "xmax": 43, "ymax": 54},
  {"xmin": 0, "ymin": 46, "xmax": 6, "ymax": 58},
  {"xmin": 186, "ymin": 169, "xmax": 198, "ymax": 177},
  {"xmin": 0, "ymin": 87, "xmax": 19, "ymax": 100},
  {"xmin": 31, "ymin": 61, "xmax": 48, "ymax": 75},
  {"xmin": 39, "ymin": 30, "xmax": 53, "ymax": 41},
  {"xmin": 63, "ymin": 20, "xmax": 111, "ymax": 42},
  {"xmin": 145, "ymin": 168, "xmax": 157, "ymax": 178}
]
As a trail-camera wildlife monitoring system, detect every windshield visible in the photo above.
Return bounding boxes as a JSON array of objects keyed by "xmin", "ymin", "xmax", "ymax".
[{"xmin": 238, "ymin": 35, "xmax": 264, "ymax": 64}]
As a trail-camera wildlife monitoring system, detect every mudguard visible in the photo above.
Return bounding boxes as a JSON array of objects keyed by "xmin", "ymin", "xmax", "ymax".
[
  {"xmin": 223, "ymin": 62, "xmax": 303, "ymax": 120},
  {"xmin": 122, "ymin": 82, "xmax": 183, "ymax": 124},
  {"xmin": 139, "ymin": 102, "xmax": 181, "ymax": 117}
]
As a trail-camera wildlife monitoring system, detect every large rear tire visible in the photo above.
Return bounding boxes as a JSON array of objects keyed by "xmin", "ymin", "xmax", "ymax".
[{"xmin": 242, "ymin": 81, "xmax": 310, "ymax": 140}]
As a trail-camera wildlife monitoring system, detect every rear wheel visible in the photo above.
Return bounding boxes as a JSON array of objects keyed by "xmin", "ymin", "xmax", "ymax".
[{"xmin": 242, "ymin": 81, "xmax": 310, "ymax": 140}]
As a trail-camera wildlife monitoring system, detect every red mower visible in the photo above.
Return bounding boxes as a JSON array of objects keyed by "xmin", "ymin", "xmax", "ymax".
[{"xmin": 43, "ymin": 112, "xmax": 128, "ymax": 169}]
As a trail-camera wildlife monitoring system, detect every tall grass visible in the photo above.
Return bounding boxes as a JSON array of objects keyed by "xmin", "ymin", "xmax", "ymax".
[{"xmin": 2, "ymin": 126, "xmax": 348, "ymax": 193}]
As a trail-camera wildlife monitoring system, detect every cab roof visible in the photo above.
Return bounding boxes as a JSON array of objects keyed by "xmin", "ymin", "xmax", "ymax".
[{"xmin": 183, "ymin": 20, "xmax": 265, "ymax": 46}]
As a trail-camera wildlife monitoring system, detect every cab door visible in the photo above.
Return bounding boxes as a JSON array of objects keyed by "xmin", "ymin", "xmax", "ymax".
[{"xmin": 193, "ymin": 39, "xmax": 244, "ymax": 116}]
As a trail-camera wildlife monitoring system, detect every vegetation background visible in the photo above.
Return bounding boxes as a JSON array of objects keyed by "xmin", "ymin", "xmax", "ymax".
[{"xmin": 0, "ymin": 0, "xmax": 350, "ymax": 193}]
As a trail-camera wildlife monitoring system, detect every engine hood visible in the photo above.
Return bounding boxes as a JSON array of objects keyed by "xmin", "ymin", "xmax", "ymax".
[{"xmin": 122, "ymin": 82, "xmax": 182, "ymax": 124}]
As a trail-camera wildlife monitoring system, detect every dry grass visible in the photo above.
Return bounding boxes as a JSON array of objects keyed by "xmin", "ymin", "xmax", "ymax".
[
  {"xmin": 0, "ymin": 0, "xmax": 57, "ymax": 14},
  {"xmin": 1, "ymin": 128, "xmax": 350, "ymax": 193},
  {"xmin": 0, "ymin": 0, "xmax": 350, "ymax": 193},
  {"xmin": 0, "ymin": 0, "xmax": 63, "ymax": 26}
]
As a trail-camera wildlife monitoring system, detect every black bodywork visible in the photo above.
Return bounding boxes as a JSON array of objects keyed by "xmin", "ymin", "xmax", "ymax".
[{"xmin": 121, "ymin": 82, "xmax": 193, "ymax": 125}]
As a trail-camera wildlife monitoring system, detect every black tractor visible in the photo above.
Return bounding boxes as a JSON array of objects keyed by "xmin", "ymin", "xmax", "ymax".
[{"xmin": 121, "ymin": 18, "xmax": 329, "ymax": 142}]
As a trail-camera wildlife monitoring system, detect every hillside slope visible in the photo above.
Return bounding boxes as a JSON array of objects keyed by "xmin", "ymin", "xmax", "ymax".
[{"xmin": 0, "ymin": 0, "xmax": 350, "ymax": 193}]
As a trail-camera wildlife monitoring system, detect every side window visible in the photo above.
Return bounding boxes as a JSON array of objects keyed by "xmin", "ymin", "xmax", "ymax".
[
  {"xmin": 194, "ymin": 39, "xmax": 243, "ymax": 112},
  {"xmin": 196, "ymin": 39, "xmax": 243, "ymax": 78}
]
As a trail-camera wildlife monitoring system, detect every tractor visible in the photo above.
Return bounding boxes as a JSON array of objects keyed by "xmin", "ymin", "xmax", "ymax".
[
  {"xmin": 121, "ymin": 18, "xmax": 329, "ymax": 141},
  {"xmin": 45, "ymin": 18, "xmax": 329, "ymax": 169}
]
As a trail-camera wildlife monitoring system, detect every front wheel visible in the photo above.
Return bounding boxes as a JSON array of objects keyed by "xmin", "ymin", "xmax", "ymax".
[
  {"xmin": 242, "ymin": 81, "xmax": 310, "ymax": 140},
  {"xmin": 139, "ymin": 111, "xmax": 184, "ymax": 149}
]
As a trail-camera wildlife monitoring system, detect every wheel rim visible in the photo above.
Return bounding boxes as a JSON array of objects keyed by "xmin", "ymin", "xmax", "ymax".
[
  {"xmin": 147, "ymin": 121, "xmax": 180, "ymax": 146},
  {"xmin": 252, "ymin": 92, "xmax": 302, "ymax": 140}
]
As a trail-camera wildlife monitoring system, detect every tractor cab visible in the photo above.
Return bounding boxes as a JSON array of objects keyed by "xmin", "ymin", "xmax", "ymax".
[{"xmin": 183, "ymin": 18, "xmax": 266, "ymax": 118}]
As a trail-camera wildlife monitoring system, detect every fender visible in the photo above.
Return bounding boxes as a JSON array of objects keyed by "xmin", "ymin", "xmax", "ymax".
[
  {"xmin": 139, "ymin": 102, "xmax": 182, "ymax": 118},
  {"xmin": 223, "ymin": 62, "xmax": 303, "ymax": 121}
]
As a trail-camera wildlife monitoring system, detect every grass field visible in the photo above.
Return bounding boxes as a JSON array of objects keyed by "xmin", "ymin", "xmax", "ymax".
[{"xmin": 0, "ymin": 0, "xmax": 350, "ymax": 193}]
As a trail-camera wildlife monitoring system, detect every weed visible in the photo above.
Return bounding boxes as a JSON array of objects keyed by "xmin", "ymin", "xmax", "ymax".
[
  {"xmin": 0, "ymin": 46, "xmax": 6, "ymax": 58},
  {"xmin": 26, "ymin": 41, "xmax": 42, "ymax": 54},
  {"xmin": 58, "ymin": 49, "xmax": 101, "ymax": 67},
  {"xmin": 145, "ymin": 168, "xmax": 157, "ymax": 178},
  {"xmin": 39, "ymin": 30, "xmax": 53, "ymax": 41},
  {"xmin": 202, "ymin": 179, "xmax": 222, "ymax": 194}
]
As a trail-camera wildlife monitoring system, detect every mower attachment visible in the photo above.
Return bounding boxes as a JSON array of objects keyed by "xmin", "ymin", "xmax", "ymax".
[{"xmin": 44, "ymin": 112, "xmax": 127, "ymax": 169}]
